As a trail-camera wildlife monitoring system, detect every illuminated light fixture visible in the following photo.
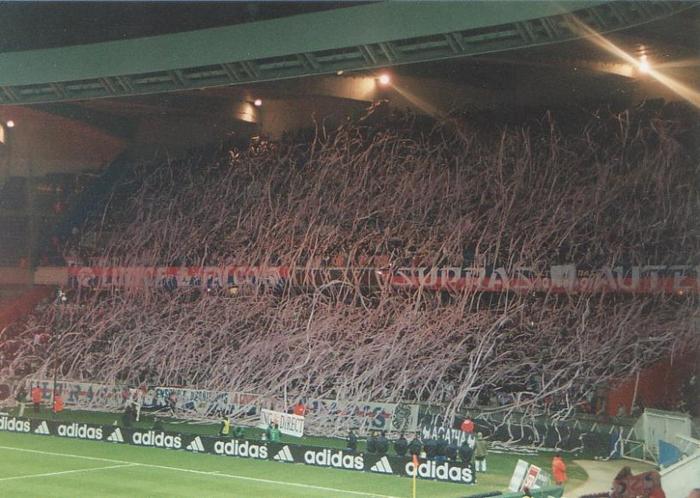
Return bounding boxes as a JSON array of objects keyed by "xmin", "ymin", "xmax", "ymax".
[
  {"xmin": 253, "ymin": 99, "xmax": 263, "ymax": 107},
  {"xmin": 638, "ymin": 54, "xmax": 650, "ymax": 74},
  {"xmin": 6, "ymin": 120, "xmax": 15, "ymax": 128},
  {"xmin": 378, "ymin": 73, "xmax": 391, "ymax": 86},
  {"xmin": 638, "ymin": 59, "xmax": 651, "ymax": 74},
  {"xmin": 336, "ymin": 70, "xmax": 344, "ymax": 76}
]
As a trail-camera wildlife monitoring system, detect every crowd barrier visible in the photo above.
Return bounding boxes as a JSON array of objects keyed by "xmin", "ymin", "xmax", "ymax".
[{"xmin": 0, "ymin": 414, "xmax": 476, "ymax": 485}]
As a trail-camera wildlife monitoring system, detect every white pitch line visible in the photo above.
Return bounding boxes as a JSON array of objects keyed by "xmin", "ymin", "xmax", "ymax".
[
  {"xmin": 0, "ymin": 463, "xmax": 136, "ymax": 482},
  {"xmin": 0, "ymin": 445, "xmax": 400, "ymax": 498}
]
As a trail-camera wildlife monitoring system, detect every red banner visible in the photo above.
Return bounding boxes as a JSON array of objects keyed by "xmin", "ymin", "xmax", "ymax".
[{"xmin": 65, "ymin": 264, "xmax": 698, "ymax": 294}]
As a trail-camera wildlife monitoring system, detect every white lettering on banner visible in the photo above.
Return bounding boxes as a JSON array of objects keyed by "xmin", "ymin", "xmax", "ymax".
[
  {"xmin": 0, "ymin": 416, "xmax": 31, "ymax": 433},
  {"xmin": 67, "ymin": 264, "xmax": 700, "ymax": 294},
  {"xmin": 27, "ymin": 379, "xmax": 260, "ymax": 419},
  {"xmin": 213, "ymin": 439, "xmax": 268, "ymax": 459},
  {"xmin": 303, "ymin": 449, "xmax": 363, "ymax": 470},
  {"xmin": 260, "ymin": 409, "xmax": 305, "ymax": 437},
  {"xmin": 305, "ymin": 399, "xmax": 418, "ymax": 433},
  {"xmin": 404, "ymin": 461, "xmax": 475, "ymax": 484}
]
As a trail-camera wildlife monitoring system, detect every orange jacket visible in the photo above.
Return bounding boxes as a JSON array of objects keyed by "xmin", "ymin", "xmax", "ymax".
[
  {"xmin": 552, "ymin": 456, "xmax": 567, "ymax": 483},
  {"xmin": 53, "ymin": 395, "xmax": 64, "ymax": 412},
  {"xmin": 293, "ymin": 403, "xmax": 306, "ymax": 416},
  {"xmin": 31, "ymin": 387, "xmax": 42, "ymax": 404}
]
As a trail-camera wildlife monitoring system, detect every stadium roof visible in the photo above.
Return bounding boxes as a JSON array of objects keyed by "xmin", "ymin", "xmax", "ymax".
[{"xmin": 0, "ymin": 1, "xmax": 697, "ymax": 147}]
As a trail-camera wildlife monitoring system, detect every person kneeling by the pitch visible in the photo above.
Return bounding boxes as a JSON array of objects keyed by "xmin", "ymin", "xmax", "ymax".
[
  {"xmin": 346, "ymin": 429, "xmax": 358, "ymax": 453},
  {"xmin": 366, "ymin": 431, "xmax": 378, "ymax": 453},
  {"xmin": 394, "ymin": 432, "xmax": 408, "ymax": 457},
  {"xmin": 474, "ymin": 432, "xmax": 488, "ymax": 472},
  {"xmin": 219, "ymin": 416, "xmax": 231, "ymax": 437}
]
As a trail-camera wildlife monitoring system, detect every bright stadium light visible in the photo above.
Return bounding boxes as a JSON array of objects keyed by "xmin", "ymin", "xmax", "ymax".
[
  {"xmin": 378, "ymin": 73, "xmax": 391, "ymax": 86},
  {"xmin": 253, "ymin": 99, "xmax": 263, "ymax": 107},
  {"xmin": 6, "ymin": 120, "xmax": 15, "ymax": 128},
  {"xmin": 638, "ymin": 58, "xmax": 651, "ymax": 74}
]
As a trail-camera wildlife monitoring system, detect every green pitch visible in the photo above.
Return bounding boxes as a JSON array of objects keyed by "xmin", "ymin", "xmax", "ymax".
[{"xmin": 0, "ymin": 430, "xmax": 585, "ymax": 497}]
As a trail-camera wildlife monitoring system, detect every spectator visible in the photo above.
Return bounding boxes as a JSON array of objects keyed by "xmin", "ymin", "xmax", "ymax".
[
  {"xmin": 366, "ymin": 431, "xmax": 378, "ymax": 454},
  {"xmin": 435, "ymin": 434, "xmax": 448, "ymax": 463},
  {"xmin": 52, "ymin": 393, "xmax": 64, "ymax": 414},
  {"xmin": 346, "ymin": 429, "xmax": 358, "ymax": 453},
  {"xmin": 31, "ymin": 385, "xmax": 41, "ymax": 413},
  {"xmin": 446, "ymin": 439, "xmax": 458, "ymax": 462},
  {"xmin": 269, "ymin": 422, "xmax": 281, "ymax": 442},
  {"xmin": 551, "ymin": 453, "xmax": 567, "ymax": 485},
  {"xmin": 644, "ymin": 473, "xmax": 666, "ymax": 498},
  {"xmin": 376, "ymin": 431, "xmax": 389, "ymax": 455},
  {"xmin": 293, "ymin": 401, "xmax": 306, "ymax": 417},
  {"xmin": 474, "ymin": 432, "xmax": 488, "ymax": 472},
  {"xmin": 394, "ymin": 432, "xmax": 408, "ymax": 457},
  {"xmin": 233, "ymin": 426, "xmax": 245, "ymax": 439},
  {"xmin": 424, "ymin": 436, "xmax": 437, "ymax": 460},
  {"xmin": 167, "ymin": 392, "xmax": 177, "ymax": 416},
  {"xmin": 219, "ymin": 416, "xmax": 231, "ymax": 436},
  {"xmin": 408, "ymin": 433, "xmax": 422, "ymax": 456},
  {"xmin": 460, "ymin": 416, "xmax": 475, "ymax": 433},
  {"xmin": 459, "ymin": 437, "xmax": 474, "ymax": 464}
]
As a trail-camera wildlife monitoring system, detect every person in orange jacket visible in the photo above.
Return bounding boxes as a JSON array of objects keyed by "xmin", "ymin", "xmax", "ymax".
[
  {"xmin": 53, "ymin": 393, "xmax": 64, "ymax": 414},
  {"xmin": 551, "ymin": 453, "xmax": 568, "ymax": 485},
  {"xmin": 31, "ymin": 385, "xmax": 42, "ymax": 413},
  {"xmin": 293, "ymin": 401, "xmax": 306, "ymax": 417}
]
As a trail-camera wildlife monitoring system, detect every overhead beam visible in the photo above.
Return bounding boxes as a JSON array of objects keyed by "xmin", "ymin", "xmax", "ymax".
[{"xmin": 0, "ymin": 1, "xmax": 694, "ymax": 105}]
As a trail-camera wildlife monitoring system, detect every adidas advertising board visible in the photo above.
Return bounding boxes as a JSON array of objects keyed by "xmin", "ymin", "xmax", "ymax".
[
  {"xmin": 56, "ymin": 422, "xmax": 103, "ymax": 440},
  {"xmin": 186, "ymin": 436, "xmax": 206, "ymax": 453},
  {"xmin": 213, "ymin": 439, "xmax": 268, "ymax": 459},
  {"xmin": 131, "ymin": 430, "xmax": 182, "ymax": 449},
  {"xmin": 106, "ymin": 427, "xmax": 125, "ymax": 443},
  {"xmin": 0, "ymin": 415, "xmax": 31, "ymax": 433},
  {"xmin": 272, "ymin": 445, "xmax": 295, "ymax": 463},
  {"xmin": 8, "ymin": 418, "xmax": 475, "ymax": 487},
  {"xmin": 34, "ymin": 420, "xmax": 51, "ymax": 435},
  {"xmin": 303, "ymin": 449, "xmax": 364, "ymax": 471},
  {"xmin": 404, "ymin": 460, "xmax": 475, "ymax": 484},
  {"xmin": 369, "ymin": 456, "xmax": 393, "ymax": 474}
]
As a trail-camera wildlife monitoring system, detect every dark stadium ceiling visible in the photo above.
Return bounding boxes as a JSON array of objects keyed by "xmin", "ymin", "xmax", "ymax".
[
  {"xmin": 0, "ymin": 2, "xmax": 360, "ymax": 53},
  {"xmin": 0, "ymin": 1, "xmax": 698, "ymax": 139}
]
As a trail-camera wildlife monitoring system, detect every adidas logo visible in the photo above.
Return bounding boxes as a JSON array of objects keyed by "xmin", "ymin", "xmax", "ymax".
[
  {"xmin": 370, "ymin": 456, "xmax": 393, "ymax": 474},
  {"xmin": 34, "ymin": 421, "xmax": 50, "ymax": 435},
  {"xmin": 0, "ymin": 415, "xmax": 31, "ymax": 433},
  {"xmin": 303, "ymin": 449, "xmax": 363, "ymax": 470},
  {"xmin": 186, "ymin": 436, "xmax": 205, "ymax": 452},
  {"xmin": 107, "ymin": 428, "xmax": 124, "ymax": 443},
  {"xmin": 273, "ymin": 445, "xmax": 294, "ymax": 463}
]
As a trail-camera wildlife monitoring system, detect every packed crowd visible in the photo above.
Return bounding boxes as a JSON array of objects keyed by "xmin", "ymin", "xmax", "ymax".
[{"xmin": 4, "ymin": 102, "xmax": 698, "ymax": 436}]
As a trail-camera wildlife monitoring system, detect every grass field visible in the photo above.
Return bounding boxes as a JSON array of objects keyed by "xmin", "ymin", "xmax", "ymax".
[
  {"xmin": 0, "ymin": 429, "xmax": 585, "ymax": 498},
  {"xmin": 0, "ymin": 407, "xmax": 585, "ymax": 496}
]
